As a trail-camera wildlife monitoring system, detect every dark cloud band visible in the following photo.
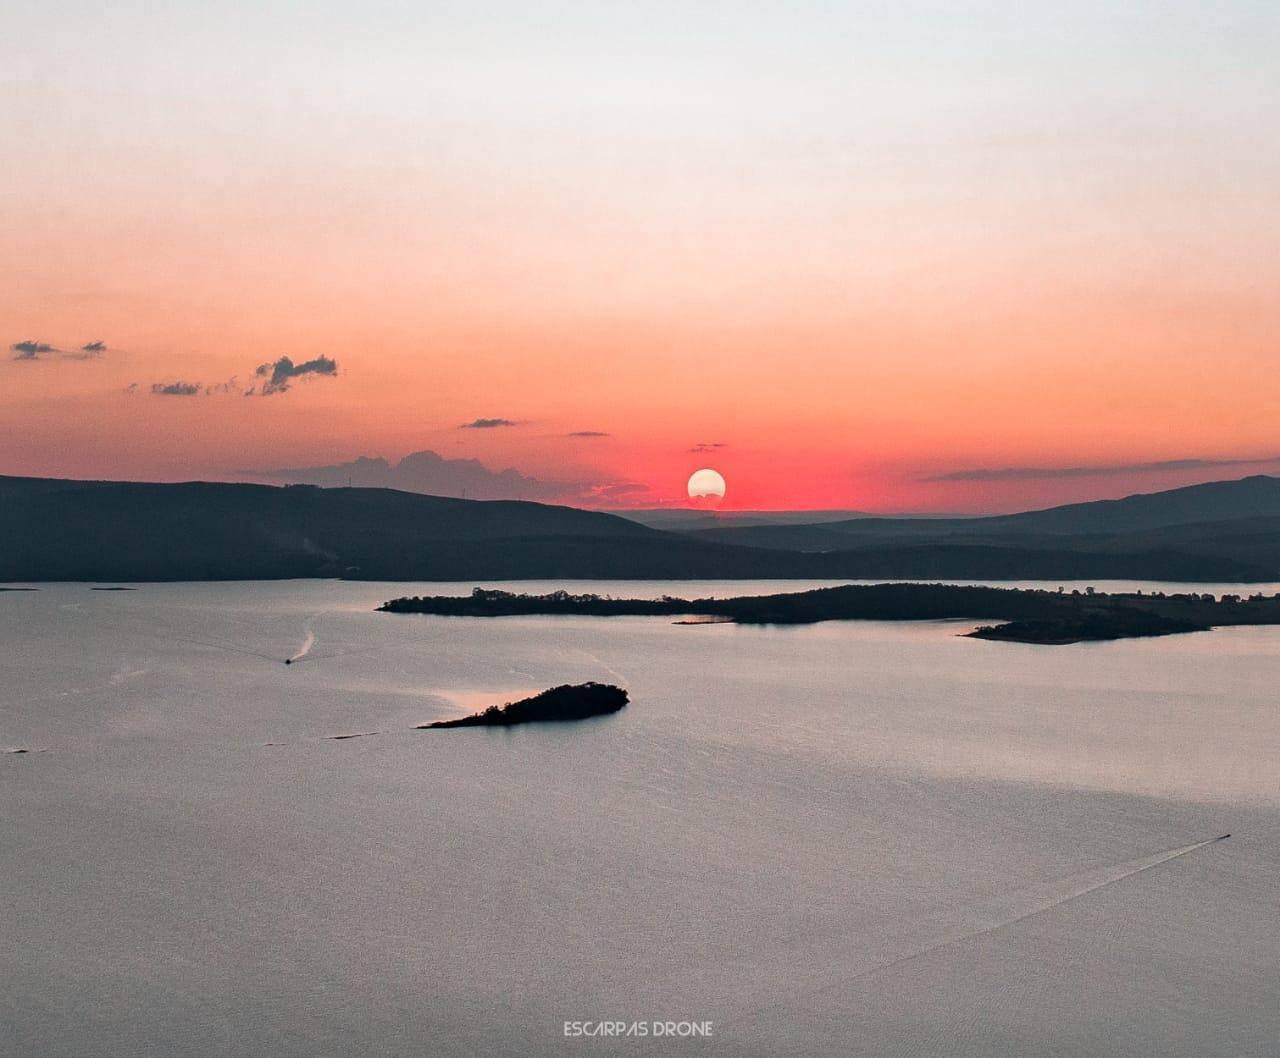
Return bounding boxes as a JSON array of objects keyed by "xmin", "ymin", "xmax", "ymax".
[
  {"xmin": 10, "ymin": 340, "xmax": 58, "ymax": 360},
  {"xmin": 254, "ymin": 355, "xmax": 338, "ymax": 395}
]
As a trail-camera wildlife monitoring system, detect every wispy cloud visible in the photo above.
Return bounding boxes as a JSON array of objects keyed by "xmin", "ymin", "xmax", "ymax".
[
  {"xmin": 927, "ymin": 456, "xmax": 1280, "ymax": 482},
  {"xmin": 253, "ymin": 355, "xmax": 338, "ymax": 396},
  {"xmin": 688, "ymin": 441, "xmax": 726, "ymax": 453},
  {"xmin": 569, "ymin": 430, "xmax": 610, "ymax": 438},
  {"xmin": 460, "ymin": 417, "xmax": 519, "ymax": 429},
  {"xmin": 587, "ymin": 482, "xmax": 650, "ymax": 500},
  {"xmin": 151, "ymin": 381, "xmax": 203, "ymax": 396},
  {"xmin": 257, "ymin": 448, "xmax": 641, "ymax": 505},
  {"xmin": 77, "ymin": 340, "xmax": 108, "ymax": 358}
]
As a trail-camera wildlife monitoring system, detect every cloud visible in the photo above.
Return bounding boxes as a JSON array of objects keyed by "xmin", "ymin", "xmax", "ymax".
[
  {"xmin": 254, "ymin": 355, "xmax": 338, "ymax": 395},
  {"xmin": 129, "ymin": 375, "xmax": 236, "ymax": 397},
  {"xmin": 11, "ymin": 340, "xmax": 58, "ymax": 360},
  {"xmin": 926, "ymin": 456, "xmax": 1280, "ymax": 482},
  {"xmin": 569, "ymin": 430, "xmax": 610, "ymax": 438},
  {"xmin": 11, "ymin": 338, "xmax": 111, "ymax": 361},
  {"xmin": 587, "ymin": 482, "xmax": 650, "ymax": 500},
  {"xmin": 460, "ymin": 417, "xmax": 519, "ymax": 429},
  {"xmin": 151, "ymin": 381, "xmax": 203, "ymax": 396},
  {"xmin": 688, "ymin": 442, "xmax": 726, "ymax": 453},
  {"xmin": 258, "ymin": 449, "xmax": 644, "ymax": 506}
]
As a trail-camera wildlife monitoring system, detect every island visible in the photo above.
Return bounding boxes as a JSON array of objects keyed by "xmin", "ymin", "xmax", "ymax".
[
  {"xmin": 381, "ymin": 584, "xmax": 1280, "ymax": 645},
  {"xmin": 967, "ymin": 610, "xmax": 1204, "ymax": 644},
  {"xmin": 419, "ymin": 682, "xmax": 629, "ymax": 728}
]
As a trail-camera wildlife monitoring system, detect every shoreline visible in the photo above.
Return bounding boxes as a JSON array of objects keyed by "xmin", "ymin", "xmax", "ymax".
[{"xmin": 379, "ymin": 583, "xmax": 1280, "ymax": 645}]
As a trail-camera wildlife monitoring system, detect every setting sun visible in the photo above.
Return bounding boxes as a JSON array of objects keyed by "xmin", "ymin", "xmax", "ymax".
[{"xmin": 687, "ymin": 468, "xmax": 727, "ymax": 503}]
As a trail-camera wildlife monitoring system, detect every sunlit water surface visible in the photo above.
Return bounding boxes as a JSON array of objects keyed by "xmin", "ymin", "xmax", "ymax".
[{"xmin": 2, "ymin": 580, "xmax": 1278, "ymax": 1056}]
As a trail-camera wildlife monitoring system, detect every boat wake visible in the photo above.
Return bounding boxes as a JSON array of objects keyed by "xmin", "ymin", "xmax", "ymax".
[
  {"xmin": 287, "ymin": 627, "xmax": 316, "ymax": 664},
  {"xmin": 723, "ymin": 833, "xmax": 1232, "ymax": 1032}
]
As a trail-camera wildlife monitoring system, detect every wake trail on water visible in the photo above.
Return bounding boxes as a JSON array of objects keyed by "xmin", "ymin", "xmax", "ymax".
[
  {"xmin": 578, "ymin": 649, "xmax": 629, "ymax": 686},
  {"xmin": 284, "ymin": 613, "xmax": 382, "ymax": 665},
  {"xmin": 288, "ymin": 628, "xmax": 316, "ymax": 664},
  {"xmin": 284, "ymin": 643, "xmax": 381, "ymax": 666},
  {"xmin": 725, "ymin": 833, "xmax": 1231, "ymax": 1031},
  {"xmin": 154, "ymin": 630, "xmax": 279, "ymax": 663}
]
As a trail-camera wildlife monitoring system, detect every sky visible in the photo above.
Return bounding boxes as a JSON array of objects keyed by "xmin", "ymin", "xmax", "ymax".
[{"xmin": 2, "ymin": 1, "xmax": 1278, "ymax": 513}]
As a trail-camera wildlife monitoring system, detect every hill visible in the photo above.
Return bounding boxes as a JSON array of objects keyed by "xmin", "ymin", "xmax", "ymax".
[
  {"xmin": 684, "ymin": 476, "xmax": 1280, "ymax": 576},
  {"xmin": 0, "ymin": 475, "xmax": 1275, "ymax": 582},
  {"xmin": 0, "ymin": 476, "xmax": 660, "ymax": 581},
  {"xmin": 983, "ymin": 475, "xmax": 1280, "ymax": 534},
  {"xmin": 616, "ymin": 508, "xmax": 878, "ymax": 531}
]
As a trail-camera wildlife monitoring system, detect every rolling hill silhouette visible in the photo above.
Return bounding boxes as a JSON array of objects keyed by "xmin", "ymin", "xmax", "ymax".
[
  {"xmin": 1, "ymin": 474, "xmax": 1276, "ymax": 582},
  {"xmin": 683, "ymin": 475, "xmax": 1280, "ymax": 576}
]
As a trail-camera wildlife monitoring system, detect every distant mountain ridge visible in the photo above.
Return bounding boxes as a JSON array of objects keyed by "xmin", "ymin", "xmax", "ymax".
[
  {"xmin": 984, "ymin": 475, "xmax": 1280, "ymax": 534},
  {"xmin": 688, "ymin": 476, "xmax": 1280, "ymax": 552},
  {"xmin": 617, "ymin": 508, "xmax": 881, "ymax": 531},
  {"xmin": 0, "ymin": 473, "xmax": 1277, "ymax": 582}
]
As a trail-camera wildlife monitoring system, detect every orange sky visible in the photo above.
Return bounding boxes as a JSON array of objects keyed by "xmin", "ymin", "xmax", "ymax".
[{"xmin": 3, "ymin": 2, "xmax": 1278, "ymax": 512}]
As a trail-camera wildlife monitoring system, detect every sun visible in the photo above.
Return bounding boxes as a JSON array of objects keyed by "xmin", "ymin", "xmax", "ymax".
[{"xmin": 687, "ymin": 468, "xmax": 726, "ymax": 504}]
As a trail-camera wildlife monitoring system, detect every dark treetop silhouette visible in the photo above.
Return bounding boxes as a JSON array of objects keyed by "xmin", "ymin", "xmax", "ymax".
[
  {"xmin": 380, "ymin": 584, "xmax": 1280, "ymax": 645},
  {"xmin": 419, "ymin": 683, "xmax": 629, "ymax": 727}
]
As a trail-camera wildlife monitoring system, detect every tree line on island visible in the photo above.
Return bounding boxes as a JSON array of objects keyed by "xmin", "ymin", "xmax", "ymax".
[
  {"xmin": 419, "ymin": 683, "xmax": 629, "ymax": 728},
  {"xmin": 379, "ymin": 584, "xmax": 1280, "ymax": 644}
]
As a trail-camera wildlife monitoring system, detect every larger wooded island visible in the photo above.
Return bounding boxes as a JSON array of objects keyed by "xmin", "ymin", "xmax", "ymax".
[{"xmin": 379, "ymin": 584, "xmax": 1280, "ymax": 644}]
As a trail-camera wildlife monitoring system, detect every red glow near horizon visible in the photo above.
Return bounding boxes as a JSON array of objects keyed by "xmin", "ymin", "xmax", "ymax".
[{"xmin": 3, "ymin": 4, "xmax": 1278, "ymax": 514}]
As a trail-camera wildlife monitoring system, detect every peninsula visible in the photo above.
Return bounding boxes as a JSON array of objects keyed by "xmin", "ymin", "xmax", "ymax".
[{"xmin": 381, "ymin": 584, "xmax": 1280, "ymax": 645}]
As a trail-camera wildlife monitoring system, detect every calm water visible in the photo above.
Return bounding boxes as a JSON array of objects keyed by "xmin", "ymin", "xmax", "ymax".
[{"xmin": 2, "ymin": 580, "xmax": 1278, "ymax": 1056}]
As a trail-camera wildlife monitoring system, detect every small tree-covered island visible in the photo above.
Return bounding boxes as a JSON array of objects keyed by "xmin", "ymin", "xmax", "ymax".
[
  {"xmin": 381, "ymin": 584, "xmax": 1280, "ymax": 645},
  {"xmin": 420, "ymin": 683, "xmax": 630, "ymax": 728}
]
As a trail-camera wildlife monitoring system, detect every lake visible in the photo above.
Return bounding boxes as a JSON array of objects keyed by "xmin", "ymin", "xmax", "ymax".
[{"xmin": 2, "ymin": 580, "xmax": 1278, "ymax": 1056}]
